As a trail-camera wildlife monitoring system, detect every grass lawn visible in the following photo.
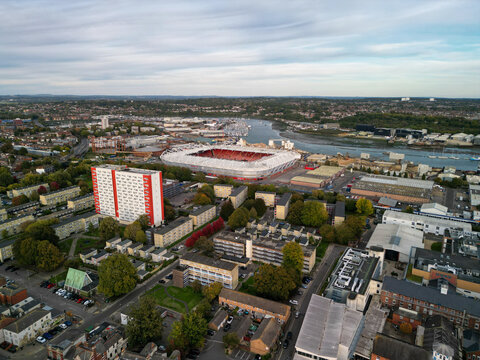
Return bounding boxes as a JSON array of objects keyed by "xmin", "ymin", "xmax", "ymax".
[
  {"xmin": 50, "ymin": 270, "xmax": 68, "ymax": 285},
  {"xmin": 84, "ymin": 227, "xmax": 100, "ymax": 237},
  {"xmin": 239, "ymin": 276, "xmax": 256, "ymax": 296},
  {"xmin": 75, "ymin": 237, "xmax": 105, "ymax": 255},
  {"xmin": 316, "ymin": 242, "xmax": 329, "ymax": 262},
  {"xmin": 406, "ymin": 264, "xmax": 423, "ymax": 284},
  {"xmin": 167, "ymin": 286, "xmax": 203, "ymax": 310},
  {"xmin": 146, "ymin": 285, "xmax": 187, "ymax": 314},
  {"xmin": 58, "ymin": 238, "xmax": 74, "ymax": 253}
]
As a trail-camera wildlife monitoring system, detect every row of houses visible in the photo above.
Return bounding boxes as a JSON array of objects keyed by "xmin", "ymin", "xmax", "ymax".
[{"xmin": 102, "ymin": 237, "xmax": 174, "ymax": 263}]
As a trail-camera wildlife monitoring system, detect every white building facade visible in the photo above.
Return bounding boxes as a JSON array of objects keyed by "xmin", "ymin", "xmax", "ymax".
[{"xmin": 91, "ymin": 165, "xmax": 164, "ymax": 226}]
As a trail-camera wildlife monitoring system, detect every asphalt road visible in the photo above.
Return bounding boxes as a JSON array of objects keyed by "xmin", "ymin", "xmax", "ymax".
[
  {"xmin": 276, "ymin": 244, "xmax": 345, "ymax": 360},
  {"xmin": 6, "ymin": 259, "xmax": 180, "ymax": 360}
]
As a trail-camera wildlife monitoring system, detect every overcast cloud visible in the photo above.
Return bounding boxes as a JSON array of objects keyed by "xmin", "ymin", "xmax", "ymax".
[{"xmin": 0, "ymin": 0, "xmax": 479, "ymax": 97}]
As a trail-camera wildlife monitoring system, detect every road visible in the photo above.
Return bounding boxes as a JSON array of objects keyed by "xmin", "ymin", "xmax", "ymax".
[
  {"xmin": 6, "ymin": 259, "xmax": 180, "ymax": 360},
  {"xmin": 276, "ymin": 244, "xmax": 345, "ymax": 360},
  {"xmin": 64, "ymin": 137, "xmax": 89, "ymax": 160}
]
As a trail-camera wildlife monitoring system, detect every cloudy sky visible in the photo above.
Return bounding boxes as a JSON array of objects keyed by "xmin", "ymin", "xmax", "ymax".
[{"xmin": 0, "ymin": 0, "xmax": 479, "ymax": 97}]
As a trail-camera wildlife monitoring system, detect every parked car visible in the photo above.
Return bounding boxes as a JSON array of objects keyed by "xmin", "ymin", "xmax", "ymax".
[
  {"xmin": 166, "ymin": 274, "xmax": 173, "ymax": 280},
  {"xmin": 63, "ymin": 321, "xmax": 72, "ymax": 327},
  {"xmin": 283, "ymin": 339, "xmax": 289, "ymax": 349},
  {"xmin": 295, "ymin": 311, "xmax": 300, "ymax": 318},
  {"xmin": 36, "ymin": 337, "xmax": 46, "ymax": 344},
  {"xmin": 207, "ymin": 329, "xmax": 215, "ymax": 336},
  {"xmin": 42, "ymin": 332, "xmax": 53, "ymax": 340},
  {"xmin": 159, "ymin": 279, "xmax": 166, "ymax": 284},
  {"xmin": 226, "ymin": 316, "xmax": 233, "ymax": 324},
  {"xmin": 286, "ymin": 331, "xmax": 293, "ymax": 340},
  {"xmin": 223, "ymin": 323, "xmax": 231, "ymax": 332},
  {"xmin": 59, "ymin": 324, "xmax": 68, "ymax": 330},
  {"xmin": 289, "ymin": 300, "xmax": 298, "ymax": 305}
]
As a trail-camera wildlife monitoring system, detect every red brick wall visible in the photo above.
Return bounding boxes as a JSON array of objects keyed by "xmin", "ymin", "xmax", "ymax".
[{"xmin": 0, "ymin": 289, "xmax": 27, "ymax": 305}]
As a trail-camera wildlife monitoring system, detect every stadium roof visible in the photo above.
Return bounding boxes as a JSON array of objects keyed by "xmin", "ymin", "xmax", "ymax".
[{"xmin": 161, "ymin": 144, "xmax": 300, "ymax": 179}]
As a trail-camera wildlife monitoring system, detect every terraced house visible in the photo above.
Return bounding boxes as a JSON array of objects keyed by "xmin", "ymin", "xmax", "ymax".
[
  {"xmin": 39, "ymin": 186, "xmax": 81, "ymax": 206},
  {"xmin": 52, "ymin": 212, "xmax": 100, "ymax": 240}
]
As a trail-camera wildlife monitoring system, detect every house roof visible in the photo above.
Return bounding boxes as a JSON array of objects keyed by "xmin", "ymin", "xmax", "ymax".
[
  {"xmin": 64, "ymin": 268, "xmax": 90, "ymax": 290},
  {"xmin": 372, "ymin": 334, "xmax": 430, "ymax": 360},
  {"xmin": 251, "ymin": 317, "xmax": 281, "ymax": 348},
  {"xmin": 219, "ymin": 288, "xmax": 290, "ymax": 317},
  {"xmin": 4, "ymin": 309, "xmax": 50, "ymax": 334}
]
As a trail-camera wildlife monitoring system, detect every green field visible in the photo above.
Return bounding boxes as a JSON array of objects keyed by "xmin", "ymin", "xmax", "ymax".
[
  {"xmin": 146, "ymin": 285, "xmax": 203, "ymax": 314},
  {"xmin": 58, "ymin": 238, "xmax": 74, "ymax": 253},
  {"xmin": 239, "ymin": 276, "xmax": 256, "ymax": 295},
  {"xmin": 75, "ymin": 237, "xmax": 105, "ymax": 254},
  {"xmin": 406, "ymin": 264, "xmax": 423, "ymax": 284}
]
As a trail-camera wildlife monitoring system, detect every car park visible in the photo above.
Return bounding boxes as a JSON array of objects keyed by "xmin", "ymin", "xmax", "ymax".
[
  {"xmin": 59, "ymin": 324, "xmax": 68, "ymax": 330},
  {"xmin": 223, "ymin": 323, "xmax": 231, "ymax": 332},
  {"xmin": 36, "ymin": 336, "xmax": 46, "ymax": 344}
]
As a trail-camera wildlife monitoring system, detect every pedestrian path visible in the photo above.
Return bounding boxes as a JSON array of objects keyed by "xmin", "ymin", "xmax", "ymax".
[{"xmin": 164, "ymin": 286, "xmax": 189, "ymax": 313}]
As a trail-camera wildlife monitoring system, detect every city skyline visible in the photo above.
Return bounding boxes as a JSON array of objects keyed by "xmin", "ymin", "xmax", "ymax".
[{"xmin": 1, "ymin": 0, "xmax": 479, "ymax": 97}]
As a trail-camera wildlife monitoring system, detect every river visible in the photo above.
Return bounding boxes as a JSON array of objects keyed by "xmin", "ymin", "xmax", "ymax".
[{"xmin": 242, "ymin": 119, "xmax": 480, "ymax": 171}]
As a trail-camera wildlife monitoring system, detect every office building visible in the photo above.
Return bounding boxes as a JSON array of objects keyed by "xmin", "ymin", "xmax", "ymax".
[
  {"xmin": 151, "ymin": 217, "xmax": 193, "ymax": 247},
  {"xmin": 91, "ymin": 164, "xmax": 164, "ymax": 226},
  {"xmin": 189, "ymin": 205, "xmax": 216, "ymax": 228},
  {"xmin": 323, "ymin": 248, "xmax": 382, "ymax": 312},
  {"xmin": 294, "ymin": 295, "xmax": 363, "ymax": 360},
  {"xmin": 173, "ymin": 253, "xmax": 238, "ymax": 289},
  {"xmin": 382, "ymin": 210, "xmax": 472, "ymax": 235}
]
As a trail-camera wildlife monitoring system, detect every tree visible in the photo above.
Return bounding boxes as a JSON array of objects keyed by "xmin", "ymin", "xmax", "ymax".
[
  {"xmin": 198, "ymin": 184, "xmax": 215, "ymax": 202},
  {"xmin": 227, "ymin": 207, "xmax": 249, "ymax": 229},
  {"xmin": 319, "ymin": 224, "xmax": 336, "ymax": 242},
  {"xmin": 286, "ymin": 200, "xmax": 304, "ymax": 225},
  {"xmin": 254, "ymin": 264, "xmax": 296, "ymax": 301},
  {"xmin": 193, "ymin": 193, "xmax": 212, "ymax": 205},
  {"xmin": 35, "ymin": 240, "xmax": 63, "ymax": 271},
  {"xmin": 344, "ymin": 215, "xmax": 365, "ymax": 238},
  {"xmin": 126, "ymin": 296, "xmax": 163, "ymax": 348},
  {"xmin": 12, "ymin": 195, "xmax": 29, "ymax": 206},
  {"xmin": 220, "ymin": 200, "xmax": 234, "ymax": 221},
  {"xmin": 312, "ymin": 190, "xmax": 324, "ymax": 200},
  {"xmin": 37, "ymin": 185, "xmax": 47, "ymax": 195},
  {"xmin": 99, "ymin": 217, "xmax": 118, "ymax": 241},
  {"xmin": 191, "ymin": 280, "xmax": 203, "ymax": 294},
  {"xmin": 253, "ymin": 198, "xmax": 266, "ymax": 217},
  {"xmin": 403, "ymin": 206, "xmax": 414, "ymax": 214},
  {"xmin": 202, "ymin": 282, "xmax": 223, "ymax": 303},
  {"xmin": 29, "ymin": 191, "xmax": 40, "ymax": 202},
  {"xmin": 193, "ymin": 172, "xmax": 206, "ymax": 182},
  {"xmin": 345, "ymin": 199, "xmax": 357, "ymax": 213},
  {"xmin": 135, "ymin": 230, "xmax": 147, "ymax": 243},
  {"xmin": 169, "ymin": 312, "xmax": 208, "ymax": 351},
  {"xmin": 0, "ymin": 167, "xmax": 14, "ymax": 187},
  {"xmin": 356, "ymin": 198, "xmax": 374, "ymax": 216},
  {"xmin": 282, "ymin": 241, "xmax": 304, "ymax": 277},
  {"xmin": 249, "ymin": 207, "xmax": 257, "ymax": 219},
  {"xmin": 195, "ymin": 236, "xmax": 214, "ymax": 256},
  {"xmin": 24, "ymin": 220, "xmax": 59, "ymax": 244},
  {"xmin": 335, "ymin": 224, "xmax": 356, "ymax": 245},
  {"xmin": 124, "ymin": 221, "xmax": 142, "ymax": 241},
  {"xmin": 49, "ymin": 181, "xmax": 59, "ymax": 191},
  {"xmin": 14, "ymin": 238, "xmax": 38, "ymax": 266},
  {"xmin": 0, "ymin": 141, "xmax": 13, "ymax": 154},
  {"xmin": 223, "ymin": 333, "xmax": 240, "ymax": 350},
  {"xmin": 164, "ymin": 202, "xmax": 176, "ymax": 221},
  {"xmin": 98, "ymin": 254, "xmax": 138, "ymax": 298},
  {"xmin": 301, "ymin": 201, "xmax": 328, "ymax": 228},
  {"xmin": 136, "ymin": 214, "xmax": 151, "ymax": 230}
]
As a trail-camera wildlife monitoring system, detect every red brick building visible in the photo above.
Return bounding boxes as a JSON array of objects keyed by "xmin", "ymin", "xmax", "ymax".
[
  {"xmin": 391, "ymin": 307, "xmax": 422, "ymax": 330},
  {"xmin": 0, "ymin": 286, "xmax": 27, "ymax": 305}
]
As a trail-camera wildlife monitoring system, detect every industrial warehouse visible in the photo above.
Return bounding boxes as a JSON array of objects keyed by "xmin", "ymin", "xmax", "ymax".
[{"xmin": 161, "ymin": 145, "xmax": 300, "ymax": 180}]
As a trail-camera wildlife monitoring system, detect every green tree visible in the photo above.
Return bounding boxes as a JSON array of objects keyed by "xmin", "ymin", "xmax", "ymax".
[
  {"xmin": 249, "ymin": 207, "xmax": 257, "ymax": 219},
  {"xmin": 345, "ymin": 199, "xmax": 357, "ymax": 213},
  {"xmin": 403, "ymin": 206, "xmax": 414, "ymax": 214},
  {"xmin": 282, "ymin": 241, "xmax": 304, "ymax": 276},
  {"xmin": 164, "ymin": 201, "xmax": 176, "ymax": 221},
  {"xmin": 99, "ymin": 217, "xmax": 119, "ymax": 241},
  {"xmin": 223, "ymin": 333, "xmax": 240, "ymax": 350},
  {"xmin": 220, "ymin": 200, "xmax": 234, "ymax": 221},
  {"xmin": 135, "ymin": 230, "xmax": 147, "ymax": 243},
  {"xmin": 35, "ymin": 240, "xmax": 63, "ymax": 271},
  {"xmin": 98, "ymin": 254, "xmax": 138, "ymax": 298},
  {"xmin": 319, "ymin": 224, "xmax": 336, "ymax": 243},
  {"xmin": 24, "ymin": 220, "xmax": 59, "ymax": 244},
  {"xmin": 312, "ymin": 190, "xmax": 324, "ymax": 200},
  {"xmin": 126, "ymin": 296, "xmax": 163, "ymax": 348},
  {"xmin": 124, "ymin": 221, "xmax": 142, "ymax": 240},
  {"xmin": 13, "ymin": 237, "xmax": 38, "ymax": 266},
  {"xmin": 191, "ymin": 280, "xmax": 203, "ymax": 294},
  {"xmin": 193, "ymin": 172, "xmax": 206, "ymax": 183},
  {"xmin": 169, "ymin": 312, "xmax": 208, "ymax": 351},
  {"xmin": 193, "ymin": 192, "xmax": 212, "ymax": 205},
  {"xmin": 136, "ymin": 214, "xmax": 151, "ymax": 230},
  {"xmin": 227, "ymin": 207, "xmax": 249, "ymax": 229},
  {"xmin": 202, "ymin": 282, "xmax": 223, "ymax": 303},
  {"xmin": 301, "ymin": 201, "xmax": 328, "ymax": 228},
  {"xmin": 253, "ymin": 198, "xmax": 267, "ymax": 217},
  {"xmin": 29, "ymin": 191, "xmax": 40, "ymax": 201},
  {"xmin": 198, "ymin": 184, "xmax": 215, "ymax": 202},
  {"xmin": 344, "ymin": 215, "xmax": 365, "ymax": 238},
  {"xmin": 194, "ymin": 236, "xmax": 214, "ymax": 256},
  {"xmin": 286, "ymin": 200, "xmax": 304, "ymax": 225},
  {"xmin": 356, "ymin": 198, "xmax": 374, "ymax": 216},
  {"xmin": 335, "ymin": 224, "xmax": 356, "ymax": 245},
  {"xmin": 0, "ymin": 167, "xmax": 14, "ymax": 187},
  {"xmin": 254, "ymin": 264, "xmax": 296, "ymax": 301},
  {"xmin": 0, "ymin": 141, "xmax": 13, "ymax": 153}
]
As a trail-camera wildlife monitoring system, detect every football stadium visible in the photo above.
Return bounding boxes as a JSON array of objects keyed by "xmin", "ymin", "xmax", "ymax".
[{"xmin": 161, "ymin": 145, "xmax": 300, "ymax": 180}]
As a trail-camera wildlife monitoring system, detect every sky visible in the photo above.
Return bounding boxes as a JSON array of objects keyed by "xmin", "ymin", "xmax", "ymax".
[{"xmin": 0, "ymin": 0, "xmax": 479, "ymax": 97}]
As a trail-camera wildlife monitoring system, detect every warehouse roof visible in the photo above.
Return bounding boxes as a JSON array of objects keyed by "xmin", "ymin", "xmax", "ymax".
[
  {"xmin": 367, "ymin": 224, "xmax": 424, "ymax": 257},
  {"xmin": 358, "ymin": 176, "xmax": 434, "ymax": 190}
]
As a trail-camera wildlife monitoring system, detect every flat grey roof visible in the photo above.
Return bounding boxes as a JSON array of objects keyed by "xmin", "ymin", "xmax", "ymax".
[
  {"xmin": 154, "ymin": 216, "xmax": 192, "ymax": 235},
  {"xmin": 230, "ymin": 186, "xmax": 247, "ymax": 197},
  {"xmin": 52, "ymin": 211, "xmax": 97, "ymax": 228},
  {"xmin": 277, "ymin": 192, "xmax": 292, "ymax": 206},
  {"xmin": 182, "ymin": 252, "xmax": 237, "ymax": 271},
  {"xmin": 190, "ymin": 204, "xmax": 215, "ymax": 216}
]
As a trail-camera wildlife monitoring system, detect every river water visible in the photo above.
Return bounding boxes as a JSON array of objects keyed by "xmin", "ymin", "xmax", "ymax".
[{"xmin": 242, "ymin": 119, "xmax": 480, "ymax": 171}]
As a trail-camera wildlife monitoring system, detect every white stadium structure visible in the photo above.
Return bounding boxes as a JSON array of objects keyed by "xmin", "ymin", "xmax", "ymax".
[{"xmin": 161, "ymin": 145, "xmax": 300, "ymax": 180}]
